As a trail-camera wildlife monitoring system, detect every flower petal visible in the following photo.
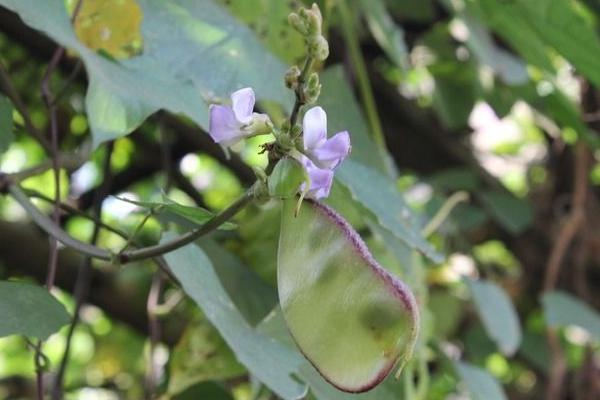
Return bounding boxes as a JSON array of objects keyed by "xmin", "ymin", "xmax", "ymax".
[
  {"xmin": 303, "ymin": 106, "xmax": 327, "ymax": 151},
  {"xmin": 209, "ymin": 104, "xmax": 244, "ymax": 146},
  {"xmin": 311, "ymin": 130, "xmax": 351, "ymax": 169},
  {"xmin": 301, "ymin": 156, "xmax": 334, "ymax": 200},
  {"xmin": 231, "ymin": 87, "xmax": 255, "ymax": 124}
]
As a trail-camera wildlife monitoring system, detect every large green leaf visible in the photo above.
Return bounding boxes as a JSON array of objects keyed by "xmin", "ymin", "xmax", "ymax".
[
  {"xmin": 0, "ymin": 281, "xmax": 70, "ymax": 340},
  {"xmin": 0, "ymin": 0, "xmax": 290, "ymax": 145},
  {"xmin": 162, "ymin": 234, "xmax": 307, "ymax": 400},
  {"xmin": 454, "ymin": 361, "xmax": 507, "ymax": 400},
  {"xmin": 0, "ymin": 94, "xmax": 13, "ymax": 153},
  {"xmin": 472, "ymin": 0, "xmax": 600, "ymax": 88},
  {"xmin": 278, "ymin": 199, "xmax": 419, "ymax": 392},
  {"xmin": 467, "ymin": 279, "xmax": 522, "ymax": 355},
  {"xmin": 200, "ymin": 240, "xmax": 277, "ymax": 326},
  {"xmin": 360, "ymin": 0, "xmax": 408, "ymax": 71},
  {"xmin": 542, "ymin": 291, "xmax": 600, "ymax": 341},
  {"xmin": 336, "ymin": 159, "xmax": 443, "ymax": 263},
  {"xmin": 318, "ymin": 66, "xmax": 387, "ymax": 172},
  {"xmin": 215, "ymin": 0, "xmax": 305, "ymax": 63}
]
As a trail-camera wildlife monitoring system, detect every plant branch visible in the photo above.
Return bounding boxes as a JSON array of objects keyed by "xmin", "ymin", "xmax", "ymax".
[
  {"xmin": 52, "ymin": 141, "xmax": 114, "ymax": 400},
  {"xmin": 7, "ymin": 183, "xmax": 254, "ymax": 263},
  {"xmin": 337, "ymin": 0, "xmax": 388, "ymax": 161},
  {"xmin": 543, "ymin": 142, "xmax": 589, "ymax": 400},
  {"xmin": 289, "ymin": 56, "xmax": 314, "ymax": 127},
  {"xmin": 0, "ymin": 61, "xmax": 52, "ymax": 152}
]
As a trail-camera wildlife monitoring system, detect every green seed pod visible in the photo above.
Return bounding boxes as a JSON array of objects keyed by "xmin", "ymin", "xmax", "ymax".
[{"xmin": 278, "ymin": 199, "xmax": 419, "ymax": 393}]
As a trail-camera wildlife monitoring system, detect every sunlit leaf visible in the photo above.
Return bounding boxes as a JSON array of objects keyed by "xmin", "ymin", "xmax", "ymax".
[
  {"xmin": 216, "ymin": 0, "xmax": 305, "ymax": 63},
  {"xmin": 0, "ymin": 281, "xmax": 70, "ymax": 340},
  {"xmin": 278, "ymin": 199, "xmax": 419, "ymax": 392}
]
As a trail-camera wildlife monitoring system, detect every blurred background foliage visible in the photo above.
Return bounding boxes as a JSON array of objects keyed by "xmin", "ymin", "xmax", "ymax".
[{"xmin": 0, "ymin": 0, "xmax": 599, "ymax": 399}]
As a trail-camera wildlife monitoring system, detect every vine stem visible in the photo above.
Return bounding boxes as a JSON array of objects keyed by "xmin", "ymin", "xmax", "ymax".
[
  {"xmin": 7, "ymin": 183, "xmax": 254, "ymax": 263},
  {"xmin": 337, "ymin": 0, "xmax": 388, "ymax": 157},
  {"xmin": 289, "ymin": 56, "xmax": 314, "ymax": 127}
]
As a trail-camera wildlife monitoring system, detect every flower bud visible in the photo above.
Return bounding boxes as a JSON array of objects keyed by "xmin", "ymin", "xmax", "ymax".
[
  {"xmin": 309, "ymin": 35, "xmax": 329, "ymax": 61},
  {"xmin": 288, "ymin": 12, "xmax": 308, "ymax": 36},
  {"xmin": 305, "ymin": 4, "xmax": 323, "ymax": 36},
  {"xmin": 303, "ymin": 73, "xmax": 321, "ymax": 104},
  {"xmin": 285, "ymin": 65, "xmax": 302, "ymax": 89}
]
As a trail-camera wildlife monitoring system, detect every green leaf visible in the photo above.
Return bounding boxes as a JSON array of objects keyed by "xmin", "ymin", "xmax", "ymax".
[
  {"xmin": 471, "ymin": 0, "xmax": 600, "ymax": 88},
  {"xmin": 478, "ymin": 190, "xmax": 533, "ymax": 234},
  {"xmin": 467, "ymin": 0, "xmax": 554, "ymax": 72},
  {"xmin": 360, "ymin": 0, "xmax": 409, "ymax": 70},
  {"xmin": 115, "ymin": 196, "xmax": 236, "ymax": 230},
  {"xmin": 0, "ymin": 94, "xmax": 13, "ymax": 153},
  {"xmin": 162, "ymin": 234, "xmax": 307, "ymax": 400},
  {"xmin": 336, "ymin": 159, "xmax": 443, "ymax": 263},
  {"xmin": 467, "ymin": 279, "xmax": 522, "ymax": 355},
  {"xmin": 200, "ymin": 240, "xmax": 277, "ymax": 326},
  {"xmin": 459, "ymin": 14, "xmax": 528, "ymax": 85},
  {"xmin": 542, "ymin": 290, "xmax": 600, "ymax": 341},
  {"xmin": 215, "ymin": 0, "xmax": 305, "ymax": 63},
  {"xmin": 268, "ymin": 157, "xmax": 307, "ymax": 199},
  {"xmin": 519, "ymin": 0, "xmax": 600, "ymax": 88},
  {"xmin": 168, "ymin": 318, "xmax": 245, "ymax": 396},
  {"xmin": 278, "ymin": 199, "xmax": 419, "ymax": 392},
  {"xmin": 319, "ymin": 66, "xmax": 387, "ymax": 172},
  {"xmin": 0, "ymin": 0, "xmax": 289, "ymax": 146},
  {"xmin": 0, "ymin": 281, "xmax": 70, "ymax": 340},
  {"xmin": 454, "ymin": 361, "xmax": 507, "ymax": 400}
]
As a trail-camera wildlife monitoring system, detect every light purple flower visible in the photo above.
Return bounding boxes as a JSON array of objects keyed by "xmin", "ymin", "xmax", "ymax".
[
  {"xmin": 303, "ymin": 106, "xmax": 351, "ymax": 169},
  {"xmin": 208, "ymin": 87, "xmax": 272, "ymax": 147},
  {"xmin": 300, "ymin": 155, "xmax": 334, "ymax": 200}
]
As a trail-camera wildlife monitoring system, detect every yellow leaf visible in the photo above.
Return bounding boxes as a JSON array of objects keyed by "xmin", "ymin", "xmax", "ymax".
[{"xmin": 69, "ymin": 0, "xmax": 143, "ymax": 59}]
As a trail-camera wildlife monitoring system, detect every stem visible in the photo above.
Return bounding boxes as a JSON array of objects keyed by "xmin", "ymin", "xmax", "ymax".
[
  {"xmin": 145, "ymin": 273, "xmax": 163, "ymax": 398},
  {"xmin": 337, "ymin": 0, "xmax": 388, "ymax": 157},
  {"xmin": 0, "ymin": 62, "xmax": 52, "ymax": 153},
  {"xmin": 289, "ymin": 56, "xmax": 314, "ymax": 127},
  {"xmin": 7, "ymin": 183, "xmax": 254, "ymax": 262},
  {"xmin": 121, "ymin": 190, "xmax": 254, "ymax": 262},
  {"xmin": 119, "ymin": 212, "xmax": 153, "ymax": 254},
  {"xmin": 52, "ymin": 141, "xmax": 113, "ymax": 400},
  {"xmin": 421, "ymin": 191, "xmax": 469, "ymax": 238}
]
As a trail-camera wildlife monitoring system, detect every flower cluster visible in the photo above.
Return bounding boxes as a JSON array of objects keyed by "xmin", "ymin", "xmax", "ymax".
[{"xmin": 208, "ymin": 88, "xmax": 350, "ymax": 200}]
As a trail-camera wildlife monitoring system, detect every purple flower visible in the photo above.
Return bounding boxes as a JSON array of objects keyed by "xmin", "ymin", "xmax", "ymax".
[
  {"xmin": 300, "ymin": 155, "xmax": 334, "ymax": 200},
  {"xmin": 303, "ymin": 106, "xmax": 351, "ymax": 169},
  {"xmin": 208, "ymin": 87, "xmax": 272, "ymax": 147}
]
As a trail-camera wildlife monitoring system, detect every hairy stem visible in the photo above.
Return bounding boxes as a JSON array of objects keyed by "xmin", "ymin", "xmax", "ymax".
[{"xmin": 289, "ymin": 56, "xmax": 314, "ymax": 127}]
